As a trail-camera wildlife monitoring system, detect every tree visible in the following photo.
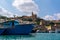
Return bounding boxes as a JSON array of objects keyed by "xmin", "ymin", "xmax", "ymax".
[{"xmin": 0, "ymin": 15, "xmax": 7, "ymax": 19}]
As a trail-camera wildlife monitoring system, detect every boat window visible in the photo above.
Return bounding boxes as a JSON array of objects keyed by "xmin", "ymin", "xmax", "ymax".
[
  {"xmin": 0, "ymin": 21, "xmax": 12, "ymax": 28},
  {"xmin": 14, "ymin": 22, "xmax": 19, "ymax": 25},
  {"xmin": 0, "ymin": 23, "xmax": 11, "ymax": 28}
]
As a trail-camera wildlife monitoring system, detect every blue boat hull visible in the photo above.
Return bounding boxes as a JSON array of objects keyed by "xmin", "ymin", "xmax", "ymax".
[
  {"xmin": 0, "ymin": 29, "xmax": 6, "ymax": 35},
  {"xmin": 2, "ymin": 24, "xmax": 34, "ymax": 35},
  {"xmin": 0, "ymin": 20, "xmax": 34, "ymax": 35}
]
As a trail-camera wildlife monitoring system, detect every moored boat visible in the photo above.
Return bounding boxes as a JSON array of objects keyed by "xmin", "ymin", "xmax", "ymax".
[{"xmin": 0, "ymin": 20, "xmax": 34, "ymax": 35}]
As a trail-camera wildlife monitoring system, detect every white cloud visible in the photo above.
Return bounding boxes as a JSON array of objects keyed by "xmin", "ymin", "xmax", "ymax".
[
  {"xmin": 0, "ymin": 6, "xmax": 14, "ymax": 17},
  {"xmin": 43, "ymin": 13, "xmax": 60, "ymax": 20},
  {"xmin": 43, "ymin": 15, "xmax": 54, "ymax": 20},
  {"xmin": 54, "ymin": 13, "xmax": 60, "ymax": 20},
  {"xmin": 12, "ymin": 0, "xmax": 39, "ymax": 15}
]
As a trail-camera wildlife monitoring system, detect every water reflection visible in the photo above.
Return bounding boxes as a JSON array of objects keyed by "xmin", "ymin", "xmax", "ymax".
[
  {"xmin": 0, "ymin": 33, "xmax": 36, "ymax": 39},
  {"xmin": 0, "ymin": 33, "xmax": 60, "ymax": 40}
]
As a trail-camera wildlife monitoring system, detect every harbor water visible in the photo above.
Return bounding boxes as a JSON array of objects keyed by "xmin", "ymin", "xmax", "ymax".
[{"xmin": 0, "ymin": 33, "xmax": 60, "ymax": 40}]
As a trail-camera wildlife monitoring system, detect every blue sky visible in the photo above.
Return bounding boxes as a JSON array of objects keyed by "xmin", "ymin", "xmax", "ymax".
[
  {"xmin": 35, "ymin": 0, "xmax": 60, "ymax": 16},
  {"xmin": 0, "ymin": 0, "xmax": 60, "ymax": 20}
]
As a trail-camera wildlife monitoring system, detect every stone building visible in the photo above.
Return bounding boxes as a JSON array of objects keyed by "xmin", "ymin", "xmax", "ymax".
[{"xmin": 49, "ymin": 20, "xmax": 60, "ymax": 33}]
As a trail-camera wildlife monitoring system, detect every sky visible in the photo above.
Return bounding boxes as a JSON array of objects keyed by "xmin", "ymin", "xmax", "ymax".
[{"xmin": 0, "ymin": 0, "xmax": 60, "ymax": 20}]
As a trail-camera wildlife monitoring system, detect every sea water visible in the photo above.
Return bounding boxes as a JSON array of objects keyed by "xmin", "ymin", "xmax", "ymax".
[{"xmin": 0, "ymin": 33, "xmax": 60, "ymax": 40}]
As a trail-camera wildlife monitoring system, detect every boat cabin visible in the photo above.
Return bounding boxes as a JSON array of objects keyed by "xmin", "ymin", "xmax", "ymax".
[{"xmin": 0, "ymin": 20, "xmax": 19, "ymax": 28}]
